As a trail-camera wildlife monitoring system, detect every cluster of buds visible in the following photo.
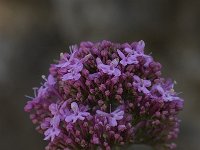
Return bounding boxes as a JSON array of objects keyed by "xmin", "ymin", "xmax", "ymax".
[{"xmin": 24, "ymin": 40, "xmax": 183, "ymax": 150}]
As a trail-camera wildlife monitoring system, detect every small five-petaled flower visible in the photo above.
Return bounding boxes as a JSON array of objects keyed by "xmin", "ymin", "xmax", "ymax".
[{"xmin": 96, "ymin": 107, "xmax": 124, "ymax": 127}]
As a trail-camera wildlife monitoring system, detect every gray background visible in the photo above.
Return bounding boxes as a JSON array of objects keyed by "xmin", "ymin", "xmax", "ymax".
[{"xmin": 0, "ymin": 0, "xmax": 199, "ymax": 149}]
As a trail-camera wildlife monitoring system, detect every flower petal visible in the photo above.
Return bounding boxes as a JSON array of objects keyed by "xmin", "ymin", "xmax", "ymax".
[
  {"xmin": 108, "ymin": 117, "xmax": 117, "ymax": 127},
  {"xmin": 117, "ymin": 49, "xmax": 125, "ymax": 59}
]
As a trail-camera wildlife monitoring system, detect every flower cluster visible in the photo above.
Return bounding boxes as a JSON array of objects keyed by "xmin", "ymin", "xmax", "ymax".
[{"xmin": 24, "ymin": 40, "xmax": 183, "ymax": 150}]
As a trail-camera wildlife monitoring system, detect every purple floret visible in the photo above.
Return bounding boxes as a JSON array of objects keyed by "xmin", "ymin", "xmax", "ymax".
[
  {"xmin": 117, "ymin": 49, "xmax": 139, "ymax": 66},
  {"xmin": 96, "ymin": 57, "xmax": 121, "ymax": 77},
  {"xmin": 133, "ymin": 75, "xmax": 151, "ymax": 94},
  {"xmin": 96, "ymin": 107, "xmax": 124, "ymax": 127},
  {"xmin": 64, "ymin": 102, "xmax": 90, "ymax": 123}
]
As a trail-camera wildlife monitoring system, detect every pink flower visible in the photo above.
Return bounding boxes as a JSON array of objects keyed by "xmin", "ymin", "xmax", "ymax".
[
  {"xmin": 133, "ymin": 75, "xmax": 151, "ymax": 94},
  {"xmin": 124, "ymin": 41, "xmax": 153, "ymax": 67},
  {"xmin": 117, "ymin": 49, "xmax": 139, "ymax": 66},
  {"xmin": 25, "ymin": 40, "xmax": 184, "ymax": 149},
  {"xmin": 64, "ymin": 102, "xmax": 90, "ymax": 123},
  {"xmin": 96, "ymin": 58, "xmax": 121, "ymax": 77},
  {"xmin": 37, "ymin": 86, "xmax": 48, "ymax": 98},
  {"xmin": 60, "ymin": 53, "xmax": 91, "ymax": 81},
  {"xmin": 56, "ymin": 47, "xmax": 79, "ymax": 68},
  {"xmin": 42, "ymin": 74, "xmax": 56, "ymax": 86},
  {"xmin": 62, "ymin": 67, "xmax": 82, "ymax": 81},
  {"xmin": 44, "ymin": 127, "xmax": 60, "ymax": 141},
  {"xmin": 34, "ymin": 75, "xmax": 56, "ymax": 98},
  {"xmin": 135, "ymin": 40, "xmax": 145, "ymax": 53},
  {"xmin": 151, "ymin": 83, "xmax": 183, "ymax": 102},
  {"xmin": 49, "ymin": 103, "xmax": 61, "ymax": 127},
  {"xmin": 96, "ymin": 107, "xmax": 124, "ymax": 127},
  {"xmin": 44, "ymin": 102, "xmax": 68, "ymax": 141}
]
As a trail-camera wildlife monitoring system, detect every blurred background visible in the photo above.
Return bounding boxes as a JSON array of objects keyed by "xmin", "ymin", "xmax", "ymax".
[{"xmin": 0, "ymin": 0, "xmax": 199, "ymax": 150}]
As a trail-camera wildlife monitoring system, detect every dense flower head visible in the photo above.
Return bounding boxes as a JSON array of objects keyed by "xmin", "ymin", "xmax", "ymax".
[{"xmin": 24, "ymin": 40, "xmax": 183, "ymax": 150}]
